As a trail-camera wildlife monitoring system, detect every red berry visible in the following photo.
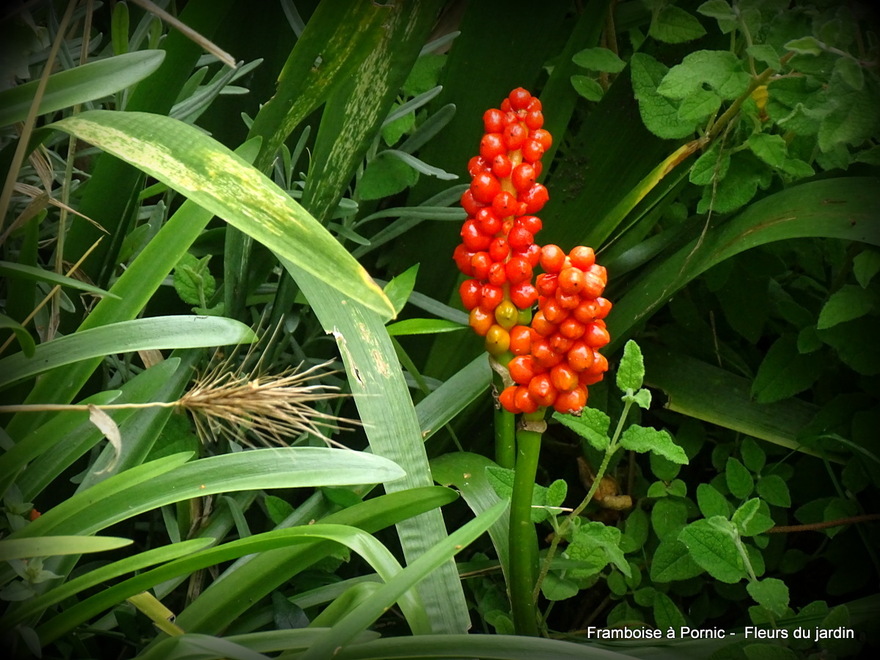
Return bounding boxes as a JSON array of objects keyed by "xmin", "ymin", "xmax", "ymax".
[
  {"xmin": 536, "ymin": 272, "xmax": 558, "ymax": 297},
  {"xmin": 470, "ymin": 251, "xmax": 491, "ymax": 279},
  {"xmin": 550, "ymin": 363, "xmax": 578, "ymax": 392},
  {"xmin": 489, "ymin": 236, "xmax": 510, "ymax": 262},
  {"xmin": 503, "ymin": 122, "xmax": 527, "ymax": 150},
  {"xmin": 467, "ymin": 155, "xmax": 487, "ymax": 176},
  {"xmin": 581, "ymin": 270, "xmax": 606, "ymax": 299},
  {"xmin": 460, "ymin": 189, "xmax": 483, "ymax": 216},
  {"xmin": 566, "ymin": 341, "xmax": 594, "ymax": 372},
  {"xmin": 553, "ymin": 386, "xmax": 586, "ymax": 415},
  {"xmin": 475, "ymin": 207, "xmax": 502, "ymax": 235},
  {"xmin": 549, "ymin": 332, "xmax": 573, "ymax": 354},
  {"xmin": 510, "ymin": 281, "xmax": 538, "ymax": 309},
  {"xmin": 499, "ymin": 385, "xmax": 519, "ymax": 413},
  {"xmin": 509, "ymin": 355, "xmax": 536, "ymax": 385},
  {"xmin": 555, "ymin": 288, "xmax": 581, "ymax": 309},
  {"xmin": 583, "ymin": 321, "xmax": 610, "ymax": 348},
  {"xmin": 508, "ymin": 226, "xmax": 534, "ymax": 251},
  {"xmin": 540, "ymin": 244, "xmax": 565, "ymax": 273},
  {"xmin": 569, "ymin": 246, "xmax": 595, "ymax": 270},
  {"xmin": 531, "ymin": 311, "xmax": 555, "ymax": 337},
  {"xmin": 522, "ymin": 183, "xmax": 549, "ymax": 213},
  {"xmin": 525, "ymin": 109, "xmax": 543, "ymax": 130},
  {"xmin": 522, "ymin": 139, "xmax": 545, "ymax": 163},
  {"xmin": 492, "ymin": 191, "xmax": 519, "ymax": 218},
  {"xmin": 532, "ymin": 128, "xmax": 552, "ymax": 150},
  {"xmin": 511, "ymin": 163, "xmax": 537, "ymax": 192},
  {"xmin": 461, "ymin": 219, "xmax": 491, "ymax": 251},
  {"xmin": 517, "ymin": 214, "xmax": 542, "ymax": 235},
  {"xmin": 483, "ymin": 108, "xmax": 505, "ymax": 133},
  {"xmin": 559, "ymin": 316, "xmax": 586, "ymax": 340},
  {"xmin": 480, "ymin": 284, "xmax": 503, "ymax": 310},
  {"xmin": 509, "ymin": 325, "xmax": 532, "ymax": 355},
  {"xmin": 558, "ymin": 266, "xmax": 586, "ymax": 295},
  {"xmin": 505, "ymin": 256, "xmax": 532, "ymax": 284},
  {"xmin": 459, "ymin": 279, "xmax": 482, "ymax": 310},
  {"xmin": 453, "ymin": 244, "xmax": 475, "ymax": 275},
  {"xmin": 573, "ymin": 299, "xmax": 599, "ymax": 324},
  {"xmin": 542, "ymin": 297, "xmax": 568, "ymax": 324},
  {"xmin": 509, "ymin": 88, "xmax": 532, "ymax": 111},
  {"xmin": 532, "ymin": 338, "xmax": 563, "ymax": 369},
  {"xmin": 492, "ymin": 154, "xmax": 513, "ymax": 178},
  {"xmin": 480, "ymin": 133, "xmax": 506, "ymax": 160},
  {"xmin": 594, "ymin": 297, "xmax": 612, "ymax": 319},
  {"xmin": 528, "ymin": 373, "xmax": 557, "ymax": 408},
  {"xmin": 469, "ymin": 307, "xmax": 493, "ymax": 336},
  {"xmin": 471, "ymin": 172, "xmax": 501, "ymax": 204},
  {"xmin": 514, "ymin": 385, "xmax": 540, "ymax": 414},
  {"xmin": 522, "ymin": 242, "xmax": 541, "ymax": 267},
  {"xmin": 488, "ymin": 261, "xmax": 507, "ymax": 286}
]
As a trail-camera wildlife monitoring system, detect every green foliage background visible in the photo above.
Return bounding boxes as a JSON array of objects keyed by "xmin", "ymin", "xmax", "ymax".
[{"xmin": 0, "ymin": 0, "xmax": 878, "ymax": 658}]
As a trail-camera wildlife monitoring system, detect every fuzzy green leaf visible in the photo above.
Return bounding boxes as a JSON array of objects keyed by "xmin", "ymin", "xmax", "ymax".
[
  {"xmin": 570, "ymin": 75, "xmax": 604, "ymax": 102},
  {"xmin": 653, "ymin": 590, "xmax": 687, "ymax": 630},
  {"xmin": 552, "ymin": 409, "xmax": 611, "ymax": 451},
  {"xmin": 657, "ymin": 50, "xmax": 750, "ymax": 101},
  {"xmin": 817, "ymin": 284, "xmax": 875, "ymax": 329},
  {"xmin": 756, "ymin": 475, "xmax": 791, "ymax": 508},
  {"xmin": 571, "ymin": 522, "xmax": 630, "ymax": 577},
  {"xmin": 746, "ymin": 44, "xmax": 782, "ymax": 70},
  {"xmin": 358, "ymin": 152, "xmax": 419, "ymax": 201},
  {"xmin": 746, "ymin": 578, "xmax": 789, "ymax": 618},
  {"xmin": 697, "ymin": 483, "xmax": 732, "ymax": 519},
  {"xmin": 572, "ymin": 47, "xmax": 626, "ymax": 73},
  {"xmin": 650, "ymin": 5, "xmax": 707, "ymax": 44},
  {"xmin": 748, "ymin": 133, "xmax": 789, "ymax": 169},
  {"xmin": 617, "ymin": 340, "xmax": 646, "ymax": 391},
  {"xmin": 697, "ymin": 0, "xmax": 737, "ymax": 33},
  {"xmin": 751, "ymin": 334, "xmax": 822, "ymax": 403},
  {"xmin": 678, "ymin": 517, "xmax": 746, "ymax": 583},
  {"xmin": 651, "ymin": 497, "xmax": 689, "ymax": 542},
  {"xmin": 784, "ymin": 36, "xmax": 823, "ymax": 56},
  {"xmin": 620, "ymin": 426, "xmax": 688, "ymax": 464},
  {"xmin": 853, "ymin": 249, "xmax": 880, "ymax": 288},
  {"xmin": 726, "ymin": 457, "xmax": 754, "ymax": 499},
  {"xmin": 630, "ymin": 53, "xmax": 700, "ymax": 139},
  {"xmin": 740, "ymin": 438, "xmax": 766, "ymax": 474},
  {"xmin": 650, "ymin": 539, "xmax": 704, "ymax": 582},
  {"xmin": 732, "ymin": 498, "xmax": 775, "ymax": 536}
]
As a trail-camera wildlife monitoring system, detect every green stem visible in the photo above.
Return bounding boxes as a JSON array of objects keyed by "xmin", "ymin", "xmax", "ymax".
[
  {"xmin": 495, "ymin": 404, "xmax": 517, "ymax": 469},
  {"xmin": 509, "ymin": 426, "xmax": 542, "ymax": 636},
  {"xmin": 532, "ymin": 397, "xmax": 633, "ymax": 600}
]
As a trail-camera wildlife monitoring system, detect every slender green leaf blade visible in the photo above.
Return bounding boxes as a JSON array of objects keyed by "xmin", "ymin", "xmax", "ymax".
[
  {"xmin": 0, "ymin": 536, "xmax": 132, "ymax": 561},
  {"xmin": 50, "ymin": 111, "xmax": 394, "ymax": 319}
]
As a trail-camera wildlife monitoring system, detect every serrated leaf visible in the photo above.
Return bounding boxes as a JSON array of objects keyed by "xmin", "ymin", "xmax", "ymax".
[
  {"xmin": 726, "ymin": 457, "xmax": 754, "ymax": 499},
  {"xmin": 746, "ymin": 578, "xmax": 789, "ymax": 617},
  {"xmin": 678, "ymin": 517, "xmax": 746, "ymax": 583},
  {"xmin": 697, "ymin": 483, "xmax": 732, "ymax": 519},
  {"xmin": 658, "ymin": 50, "xmax": 750, "ymax": 101},
  {"xmin": 817, "ymin": 284, "xmax": 875, "ymax": 329},
  {"xmin": 630, "ymin": 53, "xmax": 700, "ymax": 139},
  {"xmin": 650, "ymin": 538, "xmax": 704, "ymax": 582},
  {"xmin": 570, "ymin": 75, "xmax": 604, "ymax": 102},
  {"xmin": 572, "ymin": 47, "xmax": 626, "ymax": 73},
  {"xmin": 748, "ymin": 133, "xmax": 788, "ymax": 169},
  {"xmin": 621, "ymin": 426, "xmax": 688, "ymax": 464},
  {"xmin": 650, "ymin": 5, "xmax": 707, "ymax": 44},
  {"xmin": 751, "ymin": 334, "xmax": 822, "ymax": 403},
  {"xmin": 358, "ymin": 151, "xmax": 419, "ymax": 201},
  {"xmin": 541, "ymin": 571, "xmax": 579, "ymax": 601},
  {"xmin": 617, "ymin": 339, "xmax": 645, "ymax": 391},
  {"xmin": 756, "ymin": 475, "xmax": 791, "ymax": 508},
  {"xmin": 696, "ymin": 152, "xmax": 765, "ymax": 214},
  {"xmin": 732, "ymin": 498, "xmax": 775, "ymax": 536},
  {"xmin": 784, "ymin": 36, "xmax": 823, "ymax": 56},
  {"xmin": 853, "ymin": 249, "xmax": 880, "ymax": 288},
  {"xmin": 553, "ymin": 409, "xmax": 610, "ymax": 451}
]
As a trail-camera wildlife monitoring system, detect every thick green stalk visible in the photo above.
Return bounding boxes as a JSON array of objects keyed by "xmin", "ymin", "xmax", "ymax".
[
  {"xmin": 509, "ymin": 426, "xmax": 542, "ymax": 636},
  {"xmin": 493, "ymin": 375, "xmax": 516, "ymax": 469}
]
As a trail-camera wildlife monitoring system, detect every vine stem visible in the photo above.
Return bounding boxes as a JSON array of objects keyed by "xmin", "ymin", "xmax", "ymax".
[
  {"xmin": 532, "ymin": 396, "xmax": 634, "ymax": 601},
  {"xmin": 509, "ymin": 426, "xmax": 542, "ymax": 636},
  {"xmin": 490, "ymin": 356, "xmax": 517, "ymax": 469}
]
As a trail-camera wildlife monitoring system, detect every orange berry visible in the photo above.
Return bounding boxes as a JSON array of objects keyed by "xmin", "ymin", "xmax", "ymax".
[
  {"xmin": 566, "ymin": 341, "xmax": 594, "ymax": 372},
  {"xmin": 583, "ymin": 321, "xmax": 611, "ymax": 348},
  {"xmin": 469, "ymin": 307, "xmax": 493, "ymax": 336},
  {"xmin": 553, "ymin": 386, "xmax": 586, "ymax": 415},
  {"xmin": 459, "ymin": 279, "xmax": 482, "ymax": 310},
  {"xmin": 540, "ymin": 244, "xmax": 565, "ymax": 273},
  {"xmin": 499, "ymin": 385, "xmax": 519, "ymax": 413},
  {"xmin": 509, "ymin": 355, "xmax": 536, "ymax": 385},
  {"xmin": 514, "ymin": 385, "xmax": 540, "ymax": 414},
  {"xmin": 509, "ymin": 325, "xmax": 532, "ymax": 355},
  {"xmin": 558, "ymin": 267, "xmax": 586, "ymax": 295},
  {"xmin": 485, "ymin": 324, "xmax": 511, "ymax": 356},
  {"xmin": 569, "ymin": 246, "xmax": 595, "ymax": 270},
  {"xmin": 550, "ymin": 363, "xmax": 578, "ymax": 392},
  {"xmin": 528, "ymin": 373, "xmax": 558, "ymax": 408},
  {"xmin": 510, "ymin": 281, "xmax": 538, "ymax": 310}
]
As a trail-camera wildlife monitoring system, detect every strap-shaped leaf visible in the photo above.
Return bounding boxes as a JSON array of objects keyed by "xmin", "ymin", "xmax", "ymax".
[{"xmin": 50, "ymin": 110, "xmax": 394, "ymax": 319}]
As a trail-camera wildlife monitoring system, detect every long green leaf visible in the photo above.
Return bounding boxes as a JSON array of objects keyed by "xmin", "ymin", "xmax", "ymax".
[
  {"xmin": 301, "ymin": 500, "xmax": 508, "ymax": 660},
  {"xmin": 49, "ymin": 110, "xmax": 394, "ymax": 319},
  {"xmin": 3, "ymin": 539, "xmax": 213, "ymax": 627},
  {"xmin": 0, "ymin": 313, "xmax": 35, "ymax": 358},
  {"xmin": 12, "ymin": 448, "xmax": 404, "ymax": 539},
  {"xmin": 0, "ymin": 261, "xmax": 118, "ymax": 298},
  {"xmin": 166, "ymin": 486, "xmax": 456, "ymax": 636},
  {"xmin": 609, "ymin": 177, "xmax": 880, "ymax": 351},
  {"xmin": 0, "ymin": 536, "xmax": 132, "ymax": 561},
  {"xmin": 0, "ymin": 315, "xmax": 255, "ymax": 389},
  {"xmin": 0, "ymin": 51, "xmax": 165, "ymax": 127}
]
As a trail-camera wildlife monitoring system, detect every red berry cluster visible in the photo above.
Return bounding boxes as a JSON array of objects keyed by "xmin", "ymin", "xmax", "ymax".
[{"xmin": 453, "ymin": 88, "xmax": 611, "ymax": 417}]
